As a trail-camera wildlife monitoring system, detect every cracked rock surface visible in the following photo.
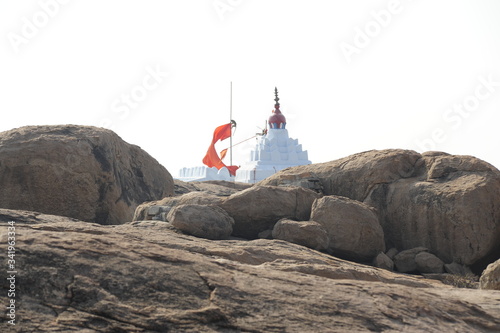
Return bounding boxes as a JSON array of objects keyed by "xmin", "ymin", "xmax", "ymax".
[
  {"xmin": 1, "ymin": 209, "xmax": 500, "ymax": 332},
  {"xmin": 0, "ymin": 125, "xmax": 174, "ymax": 225},
  {"xmin": 259, "ymin": 149, "xmax": 500, "ymax": 269}
]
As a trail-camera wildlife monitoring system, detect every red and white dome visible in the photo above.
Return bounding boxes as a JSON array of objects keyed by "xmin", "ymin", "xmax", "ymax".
[{"xmin": 268, "ymin": 87, "xmax": 286, "ymax": 129}]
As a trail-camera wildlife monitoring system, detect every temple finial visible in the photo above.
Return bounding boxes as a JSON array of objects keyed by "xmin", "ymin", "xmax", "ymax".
[{"xmin": 274, "ymin": 87, "xmax": 280, "ymax": 108}]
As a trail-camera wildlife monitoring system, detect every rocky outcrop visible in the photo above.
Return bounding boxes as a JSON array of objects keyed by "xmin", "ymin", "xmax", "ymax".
[
  {"xmin": 133, "ymin": 191, "xmax": 223, "ymax": 221},
  {"xmin": 134, "ymin": 181, "xmax": 252, "ymax": 222},
  {"xmin": 415, "ymin": 251, "xmax": 445, "ymax": 273},
  {"xmin": 368, "ymin": 152, "xmax": 500, "ymax": 268},
  {"xmin": 219, "ymin": 185, "xmax": 321, "ymax": 239},
  {"xmin": 0, "ymin": 125, "xmax": 173, "ymax": 224},
  {"xmin": 393, "ymin": 247, "xmax": 429, "ymax": 273},
  {"xmin": 1, "ymin": 209, "xmax": 500, "ymax": 332},
  {"xmin": 373, "ymin": 252, "xmax": 394, "ymax": 271},
  {"xmin": 310, "ymin": 196, "xmax": 385, "ymax": 261},
  {"xmin": 259, "ymin": 149, "xmax": 500, "ymax": 268},
  {"xmin": 386, "ymin": 247, "xmax": 398, "ymax": 260},
  {"xmin": 174, "ymin": 179, "xmax": 252, "ymax": 196},
  {"xmin": 259, "ymin": 149, "xmax": 422, "ymax": 200},
  {"xmin": 375, "ymin": 248, "xmax": 445, "ymax": 274},
  {"xmin": 480, "ymin": 259, "xmax": 500, "ymax": 290},
  {"xmin": 167, "ymin": 204, "xmax": 234, "ymax": 240},
  {"xmin": 0, "ymin": 208, "xmax": 83, "ymax": 224},
  {"xmin": 271, "ymin": 218, "xmax": 329, "ymax": 251},
  {"xmin": 134, "ymin": 185, "xmax": 323, "ymax": 244}
]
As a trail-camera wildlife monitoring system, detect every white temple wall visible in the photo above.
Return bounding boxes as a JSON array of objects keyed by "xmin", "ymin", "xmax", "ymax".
[{"xmin": 177, "ymin": 166, "xmax": 231, "ymax": 182}]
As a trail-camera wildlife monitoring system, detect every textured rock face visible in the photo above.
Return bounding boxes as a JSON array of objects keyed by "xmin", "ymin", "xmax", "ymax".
[
  {"xmin": 373, "ymin": 252, "xmax": 394, "ymax": 271},
  {"xmin": 167, "ymin": 204, "xmax": 234, "ymax": 240},
  {"xmin": 173, "ymin": 179, "xmax": 252, "ymax": 197},
  {"xmin": 367, "ymin": 152, "xmax": 500, "ymax": 266},
  {"xmin": 0, "ymin": 125, "xmax": 173, "ymax": 224},
  {"xmin": 393, "ymin": 247, "xmax": 429, "ymax": 273},
  {"xmin": 445, "ymin": 262, "xmax": 474, "ymax": 276},
  {"xmin": 310, "ymin": 196, "xmax": 385, "ymax": 261},
  {"xmin": 133, "ymin": 191, "xmax": 223, "ymax": 221},
  {"xmin": 480, "ymin": 259, "xmax": 500, "ymax": 290},
  {"xmin": 260, "ymin": 149, "xmax": 500, "ymax": 268},
  {"xmin": 1, "ymin": 210, "xmax": 500, "ymax": 332},
  {"xmin": 272, "ymin": 218, "xmax": 329, "ymax": 251},
  {"xmin": 220, "ymin": 185, "xmax": 321, "ymax": 239},
  {"xmin": 415, "ymin": 251, "xmax": 445, "ymax": 273},
  {"xmin": 260, "ymin": 149, "xmax": 422, "ymax": 201}
]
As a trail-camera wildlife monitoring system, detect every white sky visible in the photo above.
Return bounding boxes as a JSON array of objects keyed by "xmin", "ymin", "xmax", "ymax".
[{"xmin": 2, "ymin": 0, "xmax": 500, "ymax": 176}]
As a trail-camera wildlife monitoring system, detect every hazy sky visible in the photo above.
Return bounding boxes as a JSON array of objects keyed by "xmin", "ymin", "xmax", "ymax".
[{"xmin": 2, "ymin": 0, "xmax": 500, "ymax": 176}]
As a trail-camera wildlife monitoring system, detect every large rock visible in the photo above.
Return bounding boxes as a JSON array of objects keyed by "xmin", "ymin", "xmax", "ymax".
[
  {"xmin": 415, "ymin": 251, "xmax": 445, "ymax": 274},
  {"xmin": 373, "ymin": 252, "xmax": 394, "ymax": 271},
  {"xmin": 367, "ymin": 152, "xmax": 500, "ymax": 267},
  {"xmin": 393, "ymin": 247, "xmax": 428, "ymax": 273},
  {"xmin": 386, "ymin": 247, "xmax": 399, "ymax": 260},
  {"xmin": 133, "ymin": 191, "xmax": 223, "ymax": 221},
  {"xmin": 0, "ymin": 125, "xmax": 173, "ymax": 224},
  {"xmin": 174, "ymin": 179, "xmax": 252, "ymax": 196},
  {"xmin": 260, "ymin": 149, "xmax": 422, "ymax": 201},
  {"xmin": 1, "ymin": 209, "xmax": 500, "ymax": 332},
  {"xmin": 219, "ymin": 185, "xmax": 321, "ymax": 239},
  {"xmin": 260, "ymin": 149, "xmax": 500, "ymax": 268},
  {"xmin": 0, "ymin": 208, "xmax": 83, "ymax": 224},
  {"xmin": 480, "ymin": 259, "xmax": 500, "ymax": 290},
  {"xmin": 310, "ymin": 195, "xmax": 385, "ymax": 261},
  {"xmin": 272, "ymin": 218, "xmax": 329, "ymax": 251},
  {"xmin": 167, "ymin": 204, "xmax": 234, "ymax": 240}
]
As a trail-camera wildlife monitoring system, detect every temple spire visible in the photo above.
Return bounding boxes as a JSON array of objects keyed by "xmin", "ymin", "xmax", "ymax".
[
  {"xmin": 274, "ymin": 87, "xmax": 280, "ymax": 108},
  {"xmin": 268, "ymin": 87, "xmax": 286, "ymax": 129}
]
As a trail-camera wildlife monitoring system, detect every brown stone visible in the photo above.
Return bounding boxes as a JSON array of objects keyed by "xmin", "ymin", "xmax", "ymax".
[
  {"xmin": 310, "ymin": 195, "xmax": 385, "ymax": 261},
  {"xmin": 415, "ymin": 251, "xmax": 445, "ymax": 273},
  {"xmin": 0, "ymin": 125, "xmax": 173, "ymax": 224},
  {"xmin": 259, "ymin": 149, "xmax": 421, "ymax": 200},
  {"xmin": 133, "ymin": 191, "xmax": 223, "ymax": 221},
  {"xmin": 272, "ymin": 218, "xmax": 329, "ymax": 251},
  {"xmin": 480, "ymin": 259, "xmax": 500, "ymax": 290},
  {"xmin": 1, "ymin": 210, "xmax": 499, "ymax": 332},
  {"xmin": 260, "ymin": 149, "xmax": 500, "ymax": 268},
  {"xmin": 394, "ymin": 247, "xmax": 428, "ymax": 273},
  {"xmin": 367, "ymin": 153, "xmax": 500, "ymax": 266},
  {"xmin": 386, "ymin": 247, "xmax": 399, "ymax": 260},
  {"xmin": 174, "ymin": 179, "xmax": 252, "ymax": 196},
  {"xmin": 373, "ymin": 252, "xmax": 394, "ymax": 271},
  {"xmin": 219, "ymin": 185, "xmax": 321, "ymax": 239},
  {"xmin": 167, "ymin": 204, "xmax": 234, "ymax": 240}
]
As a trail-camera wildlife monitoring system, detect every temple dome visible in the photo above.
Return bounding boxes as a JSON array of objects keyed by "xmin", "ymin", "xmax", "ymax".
[{"xmin": 268, "ymin": 106, "xmax": 286, "ymax": 129}]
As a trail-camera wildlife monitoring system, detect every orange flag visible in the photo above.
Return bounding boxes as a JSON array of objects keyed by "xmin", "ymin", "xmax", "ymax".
[{"xmin": 202, "ymin": 123, "xmax": 239, "ymax": 176}]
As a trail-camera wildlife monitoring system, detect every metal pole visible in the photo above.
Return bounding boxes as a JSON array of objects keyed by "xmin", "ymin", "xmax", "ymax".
[{"xmin": 230, "ymin": 81, "xmax": 233, "ymax": 168}]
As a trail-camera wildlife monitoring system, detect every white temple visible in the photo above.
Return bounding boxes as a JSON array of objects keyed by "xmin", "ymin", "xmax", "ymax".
[
  {"xmin": 176, "ymin": 87, "xmax": 311, "ymax": 183},
  {"xmin": 234, "ymin": 88, "xmax": 311, "ymax": 183}
]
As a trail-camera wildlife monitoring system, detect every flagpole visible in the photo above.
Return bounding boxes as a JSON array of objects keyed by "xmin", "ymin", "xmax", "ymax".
[{"xmin": 229, "ymin": 81, "xmax": 233, "ymax": 170}]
